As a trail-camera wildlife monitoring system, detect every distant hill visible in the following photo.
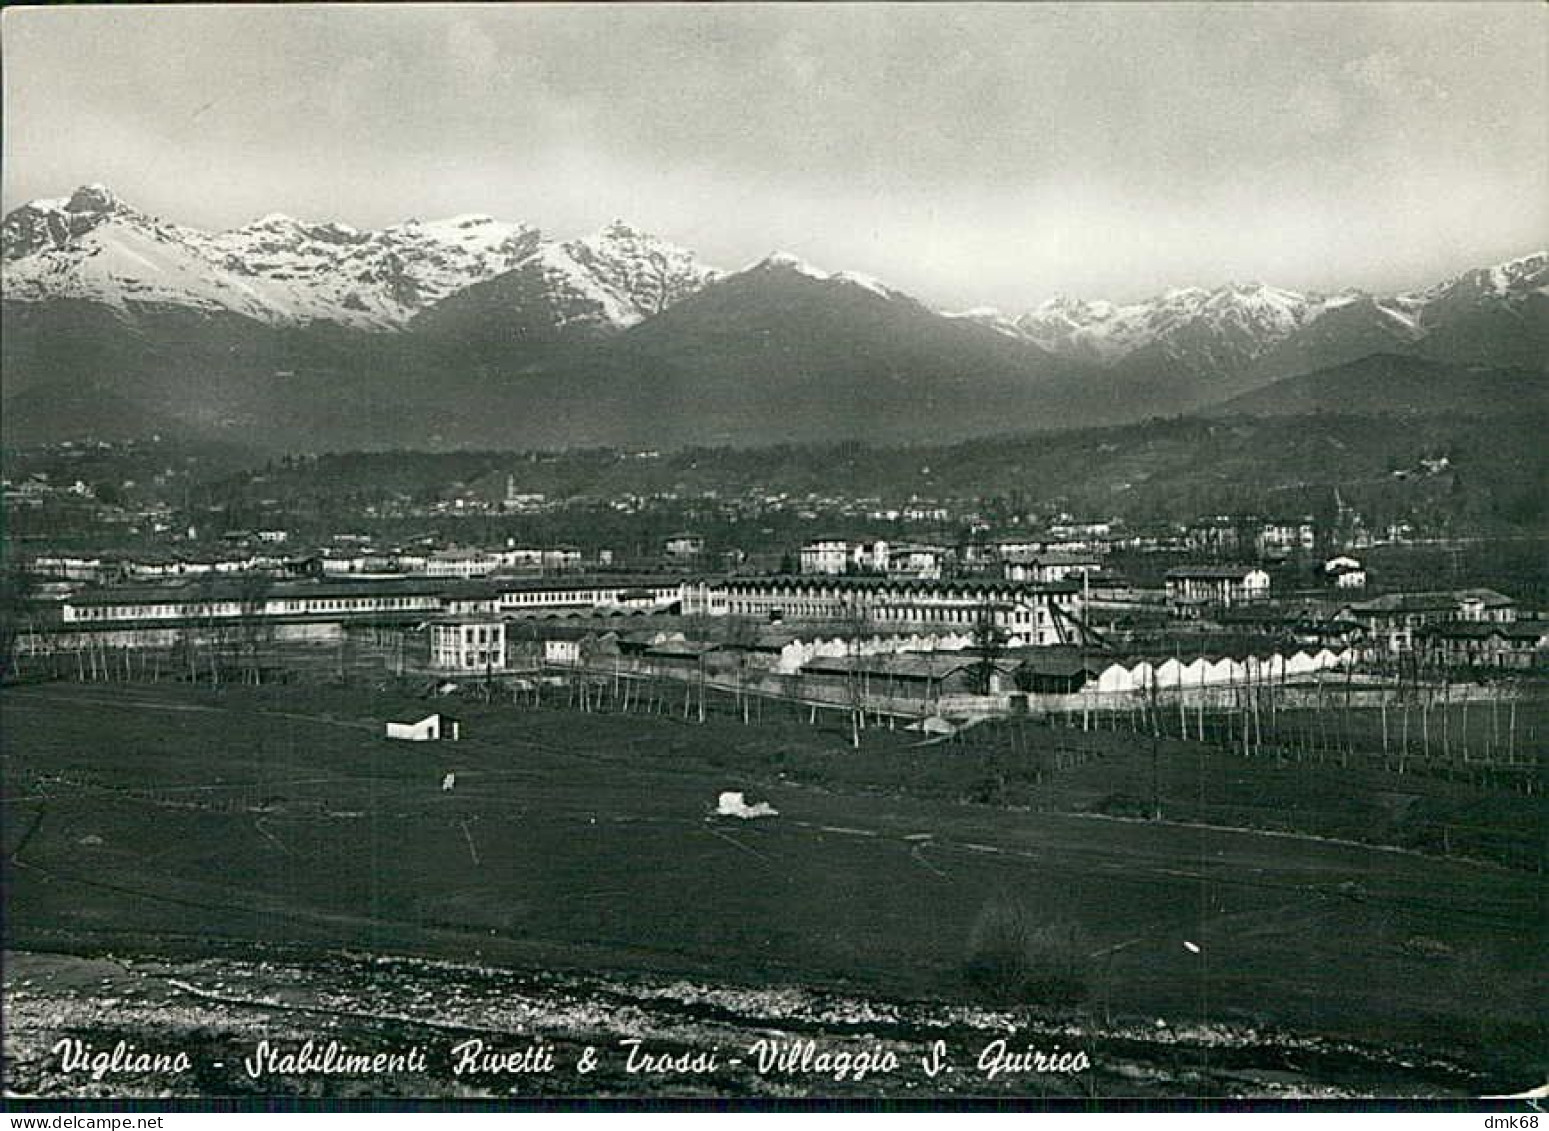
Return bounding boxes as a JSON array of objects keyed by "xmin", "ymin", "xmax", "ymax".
[
  {"xmin": 0, "ymin": 299, "xmax": 429, "ymax": 449},
  {"xmin": 591, "ymin": 254, "xmax": 1103, "ymax": 445},
  {"xmin": 1209, "ymin": 353, "xmax": 1548, "ymax": 419}
]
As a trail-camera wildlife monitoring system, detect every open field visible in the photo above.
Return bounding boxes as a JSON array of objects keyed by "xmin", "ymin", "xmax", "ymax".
[{"xmin": 2, "ymin": 680, "xmax": 1545, "ymax": 1097}]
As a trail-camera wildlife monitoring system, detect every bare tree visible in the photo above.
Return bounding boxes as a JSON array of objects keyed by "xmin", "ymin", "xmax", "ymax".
[
  {"xmin": 842, "ymin": 589, "xmax": 873, "ymax": 748},
  {"xmin": 0, "ymin": 559, "xmax": 39, "ymax": 682},
  {"xmin": 971, "ymin": 593, "xmax": 1009, "ymax": 696},
  {"xmin": 186, "ymin": 573, "xmax": 226, "ymax": 686},
  {"xmin": 234, "ymin": 573, "xmax": 274, "ymax": 685},
  {"xmin": 723, "ymin": 616, "xmax": 763, "ymax": 725}
]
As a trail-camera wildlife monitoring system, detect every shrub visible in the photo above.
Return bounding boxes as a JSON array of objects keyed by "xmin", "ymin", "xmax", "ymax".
[
  {"xmin": 963, "ymin": 894, "xmax": 1092, "ymax": 1006},
  {"xmin": 1093, "ymin": 792, "xmax": 1152, "ymax": 820}
]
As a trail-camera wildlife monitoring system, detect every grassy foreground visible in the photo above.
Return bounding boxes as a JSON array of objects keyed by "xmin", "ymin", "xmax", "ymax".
[{"xmin": 2, "ymin": 680, "xmax": 1544, "ymax": 1095}]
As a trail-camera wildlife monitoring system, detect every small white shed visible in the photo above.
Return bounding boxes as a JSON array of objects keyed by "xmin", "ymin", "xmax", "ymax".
[{"xmin": 386, "ymin": 713, "xmax": 460, "ymax": 742}]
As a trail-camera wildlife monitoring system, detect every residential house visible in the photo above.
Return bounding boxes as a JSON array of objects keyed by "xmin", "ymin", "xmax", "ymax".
[
  {"xmin": 1255, "ymin": 517, "xmax": 1317, "ymax": 559},
  {"xmin": 1185, "ymin": 517, "xmax": 1245, "ymax": 556},
  {"xmin": 1164, "ymin": 566, "xmax": 1271, "ymax": 614},
  {"xmin": 1323, "ymin": 556, "xmax": 1367, "ymax": 589},
  {"xmin": 886, "ymin": 543, "xmax": 950, "ymax": 579},
  {"xmin": 1454, "ymin": 588, "xmax": 1517, "ymax": 623},
  {"xmin": 1004, "ymin": 551, "xmax": 1102, "ymax": 584},
  {"xmin": 1346, "ymin": 588, "xmax": 1517, "ymax": 655},
  {"xmin": 663, "ymin": 534, "xmax": 705, "ymax": 560},
  {"xmin": 1421, "ymin": 621, "xmax": 1549, "ymax": 669}
]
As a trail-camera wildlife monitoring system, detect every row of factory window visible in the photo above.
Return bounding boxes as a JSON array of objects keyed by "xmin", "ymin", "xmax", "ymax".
[
  {"xmin": 67, "ymin": 594, "xmax": 444, "ymax": 621},
  {"xmin": 68, "ymin": 583, "xmax": 1055, "ymax": 624},
  {"xmin": 718, "ymin": 599, "xmax": 1052, "ymax": 625},
  {"xmin": 432, "ymin": 649, "xmax": 501, "ymax": 669},
  {"xmin": 498, "ymin": 589, "xmax": 676, "ymax": 606}
]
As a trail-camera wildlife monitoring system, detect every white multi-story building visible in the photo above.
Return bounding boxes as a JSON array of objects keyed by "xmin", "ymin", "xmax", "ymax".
[
  {"xmin": 62, "ymin": 579, "xmax": 448, "ymax": 625},
  {"xmin": 1004, "ymin": 552, "xmax": 1102, "ymax": 584},
  {"xmin": 799, "ymin": 539, "xmax": 852, "ymax": 575},
  {"xmin": 1164, "ymin": 566, "xmax": 1271, "ymax": 612},
  {"xmin": 58, "ymin": 576, "xmax": 695, "ymax": 632},
  {"xmin": 497, "ymin": 545, "xmax": 584, "ymax": 571},
  {"xmin": 495, "ymin": 578, "xmax": 687, "ymax": 616},
  {"xmin": 425, "ymin": 550, "xmax": 501, "ymax": 578},
  {"xmin": 1256, "ymin": 517, "xmax": 1317, "ymax": 558},
  {"xmin": 429, "ymin": 618, "xmax": 507, "ymax": 672},
  {"xmin": 798, "ymin": 538, "xmax": 890, "ymax": 575},
  {"xmin": 1049, "ymin": 519, "xmax": 1113, "ymax": 540},
  {"xmin": 711, "ymin": 576, "xmax": 1086, "ymax": 646},
  {"xmin": 886, "ymin": 543, "xmax": 947, "ymax": 579}
]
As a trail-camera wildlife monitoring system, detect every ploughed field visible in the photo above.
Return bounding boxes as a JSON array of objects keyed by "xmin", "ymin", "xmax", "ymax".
[{"xmin": 2, "ymin": 681, "xmax": 1544, "ymax": 1097}]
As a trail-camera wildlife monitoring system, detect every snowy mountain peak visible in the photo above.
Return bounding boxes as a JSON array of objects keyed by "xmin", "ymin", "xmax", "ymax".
[
  {"xmin": 1413, "ymin": 250, "xmax": 1549, "ymax": 304},
  {"xmin": 1, "ymin": 185, "xmax": 728, "ymax": 332},
  {"xmin": 1470, "ymin": 250, "xmax": 1547, "ymax": 294},
  {"xmin": 1033, "ymin": 294, "xmax": 1117, "ymax": 321},
  {"xmin": 65, "ymin": 183, "xmax": 127, "ymax": 215},
  {"xmin": 2, "ymin": 185, "xmax": 149, "ymax": 263},
  {"xmin": 0, "ymin": 185, "xmax": 585, "ymax": 329},
  {"xmin": 752, "ymin": 250, "xmax": 829, "ymax": 278},
  {"xmin": 833, "ymin": 270, "xmax": 900, "ymax": 299},
  {"xmin": 967, "ymin": 281, "xmax": 1331, "ymax": 371},
  {"xmin": 416, "ymin": 214, "xmax": 520, "ymax": 240},
  {"xmin": 737, "ymin": 253, "xmax": 909, "ymax": 302},
  {"xmin": 1500, "ymin": 250, "xmax": 1548, "ymax": 283},
  {"xmin": 965, "ymin": 250, "xmax": 1546, "ymax": 378},
  {"xmin": 596, "ymin": 218, "xmax": 647, "ymax": 239},
  {"xmin": 560, "ymin": 222, "xmax": 719, "ymax": 322},
  {"xmin": 581, "ymin": 219, "xmax": 665, "ymax": 250}
]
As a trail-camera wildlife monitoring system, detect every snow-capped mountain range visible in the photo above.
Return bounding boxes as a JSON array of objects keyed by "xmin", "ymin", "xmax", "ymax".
[
  {"xmin": 953, "ymin": 285, "xmax": 1323, "ymax": 365},
  {"xmin": 2, "ymin": 185, "xmax": 1544, "ymax": 451},
  {"xmin": 1, "ymin": 184, "xmax": 716, "ymax": 332},
  {"xmin": 951, "ymin": 252, "xmax": 1547, "ymax": 379},
  {"xmin": 6, "ymin": 185, "xmax": 1543, "ymax": 374}
]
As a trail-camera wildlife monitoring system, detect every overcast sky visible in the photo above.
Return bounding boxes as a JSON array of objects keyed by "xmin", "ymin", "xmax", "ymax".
[{"xmin": 3, "ymin": 3, "xmax": 1545, "ymax": 309}]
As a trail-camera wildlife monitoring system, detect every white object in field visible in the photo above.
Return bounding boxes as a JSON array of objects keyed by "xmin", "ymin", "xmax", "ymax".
[
  {"xmin": 716, "ymin": 790, "xmax": 779, "ymax": 819},
  {"xmin": 1184, "ymin": 940, "xmax": 1201, "ymax": 954},
  {"xmin": 386, "ymin": 713, "xmax": 460, "ymax": 742},
  {"xmin": 442, "ymin": 772, "xmax": 457, "ymax": 792}
]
